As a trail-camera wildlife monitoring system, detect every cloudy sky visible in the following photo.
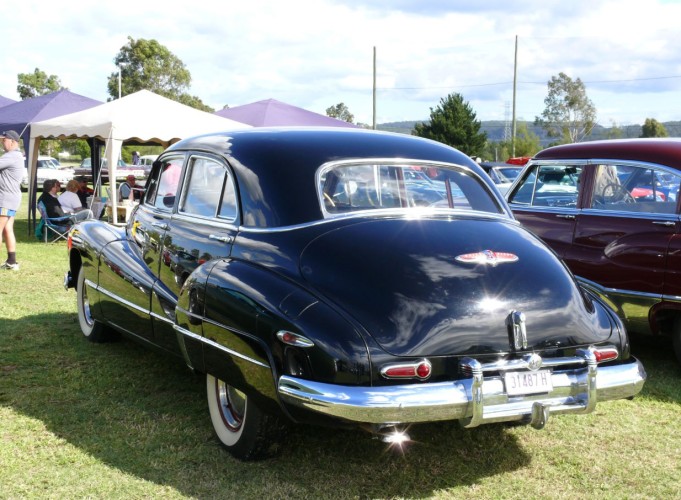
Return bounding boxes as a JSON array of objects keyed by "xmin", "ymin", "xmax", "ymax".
[{"xmin": 4, "ymin": 0, "xmax": 681, "ymax": 126}]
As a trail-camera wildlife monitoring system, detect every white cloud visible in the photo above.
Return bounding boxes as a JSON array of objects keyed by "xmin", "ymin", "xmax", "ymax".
[{"xmin": 2, "ymin": 0, "xmax": 681, "ymax": 126}]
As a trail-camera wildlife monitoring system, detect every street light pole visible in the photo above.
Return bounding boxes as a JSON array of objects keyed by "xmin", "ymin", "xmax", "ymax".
[{"xmin": 117, "ymin": 62, "xmax": 127, "ymax": 99}]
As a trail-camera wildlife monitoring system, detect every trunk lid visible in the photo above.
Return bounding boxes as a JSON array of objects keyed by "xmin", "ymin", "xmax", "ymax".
[{"xmin": 300, "ymin": 216, "xmax": 613, "ymax": 357}]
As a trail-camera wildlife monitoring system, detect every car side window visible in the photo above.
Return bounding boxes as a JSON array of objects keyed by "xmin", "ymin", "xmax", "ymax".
[
  {"xmin": 180, "ymin": 157, "xmax": 227, "ymax": 218},
  {"xmin": 590, "ymin": 164, "xmax": 680, "ymax": 214},
  {"xmin": 508, "ymin": 164, "xmax": 582, "ymax": 208},
  {"xmin": 145, "ymin": 156, "xmax": 184, "ymax": 211}
]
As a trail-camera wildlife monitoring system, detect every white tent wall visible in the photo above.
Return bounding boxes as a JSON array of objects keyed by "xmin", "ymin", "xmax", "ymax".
[
  {"xmin": 29, "ymin": 90, "xmax": 251, "ymax": 224},
  {"xmin": 106, "ymin": 132, "xmax": 123, "ymax": 223},
  {"xmin": 27, "ymin": 137, "xmax": 40, "ymax": 217}
]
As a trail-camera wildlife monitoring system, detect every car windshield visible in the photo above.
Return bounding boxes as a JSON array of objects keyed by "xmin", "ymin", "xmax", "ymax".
[
  {"xmin": 319, "ymin": 162, "xmax": 502, "ymax": 215},
  {"xmin": 496, "ymin": 167, "xmax": 522, "ymax": 182},
  {"xmin": 37, "ymin": 159, "xmax": 60, "ymax": 169}
]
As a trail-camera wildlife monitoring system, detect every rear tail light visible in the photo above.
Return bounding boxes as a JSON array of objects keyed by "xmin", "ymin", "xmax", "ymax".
[
  {"xmin": 276, "ymin": 330, "xmax": 314, "ymax": 348},
  {"xmin": 593, "ymin": 346, "xmax": 618, "ymax": 363},
  {"xmin": 381, "ymin": 359, "xmax": 431, "ymax": 380}
]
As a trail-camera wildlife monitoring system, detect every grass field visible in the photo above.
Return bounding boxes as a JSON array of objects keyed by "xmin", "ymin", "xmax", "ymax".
[{"xmin": 1, "ymin": 197, "xmax": 680, "ymax": 499}]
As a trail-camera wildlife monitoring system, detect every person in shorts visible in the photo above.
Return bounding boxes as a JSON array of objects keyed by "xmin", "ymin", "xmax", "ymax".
[{"xmin": 0, "ymin": 130, "xmax": 24, "ymax": 271}]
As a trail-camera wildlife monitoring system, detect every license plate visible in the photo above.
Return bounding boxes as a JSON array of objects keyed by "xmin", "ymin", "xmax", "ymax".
[{"xmin": 504, "ymin": 370, "xmax": 553, "ymax": 396}]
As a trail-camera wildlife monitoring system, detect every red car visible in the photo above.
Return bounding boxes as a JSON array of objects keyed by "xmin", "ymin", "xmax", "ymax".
[{"xmin": 506, "ymin": 138, "xmax": 681, "ymax": 363}]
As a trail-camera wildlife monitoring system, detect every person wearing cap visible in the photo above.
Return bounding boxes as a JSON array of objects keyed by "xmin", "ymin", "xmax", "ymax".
[
  {"xmin": 0, "ymin": 130, "xmax": 23, "ymax": 271},
  {"xmin": 118, "ymin": 174, "xmax": 142, "ymax": 202}
]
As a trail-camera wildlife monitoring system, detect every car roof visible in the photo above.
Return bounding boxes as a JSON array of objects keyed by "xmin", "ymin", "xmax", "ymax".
[
  {"xmin": 534, "ymin": 138, "xmax": 681, "ymax": 169},
  {"xmin": 166, "ymin": 127, "xmax": 486, "ymax": 228}
]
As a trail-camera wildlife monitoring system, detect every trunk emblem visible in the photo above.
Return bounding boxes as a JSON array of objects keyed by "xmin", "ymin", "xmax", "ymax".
[{"xmin": 455, "ymin": 250, "xmax": 519, "ymax": 266}]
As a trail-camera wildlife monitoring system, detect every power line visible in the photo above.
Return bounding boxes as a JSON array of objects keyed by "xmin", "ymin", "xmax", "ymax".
[{"xmin": 377, "ymin": 75, "xmax": 681, "ymax": 91}]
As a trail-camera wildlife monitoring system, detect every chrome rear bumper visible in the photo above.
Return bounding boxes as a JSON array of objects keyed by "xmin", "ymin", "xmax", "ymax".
[{"xmin": 277, "ymin": 352, "xmax": 646, "ymax": 428}]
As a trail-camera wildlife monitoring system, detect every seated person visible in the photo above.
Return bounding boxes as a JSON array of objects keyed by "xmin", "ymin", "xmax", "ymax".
[
  {"xmin": 38, "ymin": 179, "xmax": 90, "ymax": 228},
  {"xmin": 59, "ymin": 179, "xmax": 86, "ymax": 212},
  {"xmin": 118, "ymin": 175, "xmax": 143, "ymax": 202},
  {"xmin": 38, "ymin": 179, "xmax": 67, "ymax": 219},
  {"xmin": 58, "ymin": 179, "xmax": 92, "ymax": 222},
  {"xmin": 74, "ymin": 175, "xmax": 94, "ymax": 206}
]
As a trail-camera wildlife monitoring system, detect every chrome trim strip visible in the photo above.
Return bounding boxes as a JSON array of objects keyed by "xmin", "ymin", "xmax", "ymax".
[
  {"xmin": 315, "ymin": 157, "xmax": 509, "ymax": 219},
  {"xmin": 576, "ymin": 276, "xmax": 662, "ymax": 301},
  {"xmin": 277, "ymin": 357, "xmax": 645, "ymax": 426},
  {"xmin": 529, "ymin": 158, "xmax": 681, "ymax": 174},
  {"xmin": 170, "ymin": 211, "xmax": 239, "ymax": 230},
  {"xmin": 92, "ymin": 282, "xmax": 149, "ymax": 315},
  {"xmin": 238, "ymin": 210, "xmax": 517, "ymax": 234},
  {"xmin": 150, "ymin": 311, "xmax": 174, "ymax": 325},
  {"xmin": 174, "ymin": 324, "xmax": 270, "ymax": 369}
]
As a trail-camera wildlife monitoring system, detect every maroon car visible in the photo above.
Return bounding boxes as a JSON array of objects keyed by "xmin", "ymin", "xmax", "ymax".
[{"xmin": 506, "ymin": 138, "xmax": 681, "ymax": 363}]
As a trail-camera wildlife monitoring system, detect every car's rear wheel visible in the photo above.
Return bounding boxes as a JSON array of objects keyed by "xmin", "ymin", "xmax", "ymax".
[
  {"xmin": 673, "ymin": 317, "xmax": 681, "ymax": 365},
  {"xmin": 76, "ymin": 267, "xmax": 118, "ymax": 343},
  {"xmin": 206, "ymin": 373, "xmax": 283, "ymax": 460}
]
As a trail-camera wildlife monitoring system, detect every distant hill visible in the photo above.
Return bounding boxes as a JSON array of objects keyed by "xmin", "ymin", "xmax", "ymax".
[{"xmin": 377, "ymin": 120, "xmax": 681, "ymax": 145}]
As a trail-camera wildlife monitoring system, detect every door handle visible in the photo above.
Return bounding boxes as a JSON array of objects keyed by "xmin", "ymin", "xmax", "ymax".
[
  {"xmin": 652, "ymin": 221, "xmax": 676, "ymax": 227},
  {"xmin": 209, "ymin": 234, "xmax": 234, "ymax": 244},
  {"xmin": 555, "ymin": 214, "xmax": 576, "ymax": 220},
  {"xmin": 152, "ymin": 222, "xmax": 169, "ymax": 230}
]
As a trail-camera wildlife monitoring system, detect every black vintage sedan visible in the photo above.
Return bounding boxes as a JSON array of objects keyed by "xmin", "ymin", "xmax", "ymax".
[{"xmin": 64, "ymin": 128, "xmax": 646, "ymax": 460}]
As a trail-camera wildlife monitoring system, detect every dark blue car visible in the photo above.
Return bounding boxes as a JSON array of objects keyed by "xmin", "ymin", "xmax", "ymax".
[{"xmin": 63, "ymin": 128, "xmax": 645, "ymax": 460}]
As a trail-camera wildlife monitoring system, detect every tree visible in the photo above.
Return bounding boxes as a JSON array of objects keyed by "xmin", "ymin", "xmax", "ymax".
[
  {"xmin": 511, "ymin": 122, "xmax": 541, "ymax": 157},
  {"xmin": 412, "ymin": 93, "xmax": 487, "ymax": 157},
  {"xmin": 482, "ymin": 122, "xmax": 540, "ymax": 161},
  {"xmin": 535, "ymin": 72, "xmax": 596, "ymax": 144},
  {"xmin": 605, "ymin": 120, "xmax": 625, "ymax": 139},
  {"xmin": 177, "ymin": 93, "xmax": 214, "ymax": 112},
  {"xmin": 640, "ymin": 118, "xmax": 668, "ymax": 138},
  {"xmin": 107, "ymin": 36, "xmax": 212, "ymax": 111},
  {"xmin": 326, "ymin": 102, "xmax": 354, "ymax": 123},
  {"xmin": 17, "ymin": 68, "xmax": 64, "ymax": 99}
]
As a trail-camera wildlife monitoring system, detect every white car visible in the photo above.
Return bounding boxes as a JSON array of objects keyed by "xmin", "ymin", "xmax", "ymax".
[
  {"xmin": 22, "ymin": 156, "xmax": 75, "ymax": 190},
  {"xmin": 136, "ymin": 154, "xmax": 158, "ymax": 175}
]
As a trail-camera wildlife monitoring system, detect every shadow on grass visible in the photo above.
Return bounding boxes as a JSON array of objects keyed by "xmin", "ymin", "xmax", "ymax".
[
  {"xmin": 628, "ymin": 331, "xmax": 681, "ymax": 404},
  {"xmin": 0, "ymin": 312, "xmax": 536, "ymax": 498}
]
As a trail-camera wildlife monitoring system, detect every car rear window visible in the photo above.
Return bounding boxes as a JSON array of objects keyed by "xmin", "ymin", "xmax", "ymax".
[{"xmin": 318, "ymin": 162, "xmax": 503, "ymax": 216}]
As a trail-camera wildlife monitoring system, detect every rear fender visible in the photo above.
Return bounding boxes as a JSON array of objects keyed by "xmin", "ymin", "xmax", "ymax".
[{"xmin": 195, "ymin": 259, "xmax": 370, "ymax": 416}]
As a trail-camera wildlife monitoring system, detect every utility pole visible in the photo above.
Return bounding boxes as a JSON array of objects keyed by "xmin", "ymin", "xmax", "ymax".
[
  {"xmin": 511, "ymin": 35, "xmax": 518, "ymax": 157},
  {"xmin": 373, "ymin": 46, "xmax": 377, "ymax": 130}
]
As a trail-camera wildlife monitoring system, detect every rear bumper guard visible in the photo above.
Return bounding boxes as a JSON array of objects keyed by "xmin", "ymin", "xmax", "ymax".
[{"xmin": 277, "ymin": 350, "xmax": 646, "ymax": 428}]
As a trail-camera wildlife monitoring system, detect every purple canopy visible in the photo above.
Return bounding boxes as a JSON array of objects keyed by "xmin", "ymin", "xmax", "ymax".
[
  {"xmin": 215, "ymin": 98, "xmax": 357, "ymax": 128},
  {"xmin": 0, "ymin": 89, "xmax": 102, "ymax": 140},
  {"xmin": 0, "ymin": 95, "xmax": 16, "ymax": 108},
  {"xmin": 0, "ymin": 89, "xmax": 103, "ymax": 233}
]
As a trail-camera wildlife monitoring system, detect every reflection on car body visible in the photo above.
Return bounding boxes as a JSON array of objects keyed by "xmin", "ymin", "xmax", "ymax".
[{"xmin": 64, "ymin": 128, "xmax": 645, "ymax": 460}]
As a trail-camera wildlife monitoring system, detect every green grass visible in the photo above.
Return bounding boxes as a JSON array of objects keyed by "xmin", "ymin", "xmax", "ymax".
[{"xmin": 1, "ymin": 197, "xmax": 680, "ymax": 499}]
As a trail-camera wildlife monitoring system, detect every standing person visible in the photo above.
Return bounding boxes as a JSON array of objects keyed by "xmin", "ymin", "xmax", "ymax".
[{"xmin": 0, "ymin": 130, "xmax": 24, "ymax": 271}]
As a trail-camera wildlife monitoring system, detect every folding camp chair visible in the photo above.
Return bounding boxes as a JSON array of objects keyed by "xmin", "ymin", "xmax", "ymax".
[{"xmin": 36, "ymin": 201, "xmax": 75, "ymax": 243}]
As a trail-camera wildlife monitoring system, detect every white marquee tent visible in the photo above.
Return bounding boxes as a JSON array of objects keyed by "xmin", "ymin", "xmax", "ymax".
[{"xmin": 29, "ymin": 90, "xmax": 251, "ymax": 223}]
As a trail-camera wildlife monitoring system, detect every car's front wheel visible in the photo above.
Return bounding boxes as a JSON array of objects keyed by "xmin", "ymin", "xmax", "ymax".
[
  {"xmin": 76, "ymin": 267, "xmax": 118, "ymax": 343},
  {"xmin": 206, "ymin": 374, "xmax": 283, "ymax": 460}
]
